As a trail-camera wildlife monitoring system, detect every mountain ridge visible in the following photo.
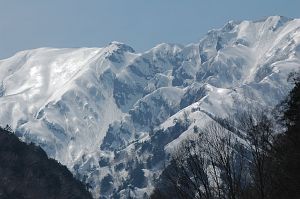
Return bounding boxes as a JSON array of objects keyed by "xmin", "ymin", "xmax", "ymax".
[{"xmin": 0, "ymin": 15, "xmax": 299, "ymax": 198}]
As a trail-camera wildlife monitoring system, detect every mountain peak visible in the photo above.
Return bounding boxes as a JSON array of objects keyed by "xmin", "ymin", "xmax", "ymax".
[
  {"xmin": 107, "ymin": 41, "xmax": 135, "ymax": 53},
  {"xmin": 265, "ymin": 15, "xmax": 291, "ymax": 22},
  {"xmin": 253, "ymin": 15, "xmax": 292, "ymax": 27},
  {"xmin": 0, "ymin": 16, "xmax": 300, "ymax": 198}
]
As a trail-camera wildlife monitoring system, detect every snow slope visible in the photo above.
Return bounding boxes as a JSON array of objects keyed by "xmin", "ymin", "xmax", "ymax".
[{"xmin": 0, "ymin": 16, "xmax": 300, "ymax": 198}]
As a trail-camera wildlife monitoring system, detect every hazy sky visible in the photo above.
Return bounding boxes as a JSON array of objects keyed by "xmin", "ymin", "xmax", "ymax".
[{"xmin": 0, "ymin": 0, "xmax": 299, "ymax": 59}]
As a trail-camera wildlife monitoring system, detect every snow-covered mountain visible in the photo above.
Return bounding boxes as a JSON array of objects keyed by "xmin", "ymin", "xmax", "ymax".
[{"xmin": 0, "ymin": 16, "xmax": 300, "ymax": 198}]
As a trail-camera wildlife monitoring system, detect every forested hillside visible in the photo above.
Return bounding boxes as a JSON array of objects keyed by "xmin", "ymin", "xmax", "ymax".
[{"xmin": 0, "ymin": 127, "xmax": 92, "ymax": 199}]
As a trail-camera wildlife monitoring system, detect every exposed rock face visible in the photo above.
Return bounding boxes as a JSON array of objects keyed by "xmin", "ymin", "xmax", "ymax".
[{"xmin": 0, "ymin": 16, "xmax": 299, "ymax": 198}]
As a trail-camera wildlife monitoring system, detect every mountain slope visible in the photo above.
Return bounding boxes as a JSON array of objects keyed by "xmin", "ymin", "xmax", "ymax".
[
  {"xmin": 0, "ymin": 127, "xmax": 92, "ymax": 199},
  {"xmin": 0, "ymin": 16, "xmax": 299, "ymax": 198}
]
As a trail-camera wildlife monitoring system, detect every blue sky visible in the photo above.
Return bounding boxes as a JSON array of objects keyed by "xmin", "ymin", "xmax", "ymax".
[{"xmin": 0, "ymin": 0, "xmax": 299, "ymax": 59}]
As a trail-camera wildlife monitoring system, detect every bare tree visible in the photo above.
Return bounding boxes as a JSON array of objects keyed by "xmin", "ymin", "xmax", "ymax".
[
  {"xmin": 151, "ymin": 109, "xmax": 275, "ymax": 199},
  {"xmin": 235, "ymin": 110, "xmax": 274, "ymax": 199},
  {"xmin": 153, "ymin": 121, "xmax": 249, "ymax": 199},
  {"xmin": 202, "ymin": 122, "xmax": 250, "ymax": 199},
  {"xmin": 161, "ymin": 137, "xmax": 213, "ymax": 199}
]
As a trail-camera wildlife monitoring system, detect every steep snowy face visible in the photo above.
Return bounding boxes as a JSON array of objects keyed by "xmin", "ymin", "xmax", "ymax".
[
  {"xmin": 197, "ymin": 16, "xmax": 297, "ymax": 87},
  {"xmin": 0, "ymin": 16, "xmax": 300, "ymax": 198},
  {"xmin": 0, "ymin": 44, "xmax": 136, "ymax": 165}
]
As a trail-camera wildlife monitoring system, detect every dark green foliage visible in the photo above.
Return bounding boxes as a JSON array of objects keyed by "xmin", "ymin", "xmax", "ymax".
[
  {"xmin": 0, "ymin": 128, "xmax": 92, "ymax": 199},
  {"xmin": 268, "ymin": 80, "xmax": 300, "ymax": 199}
]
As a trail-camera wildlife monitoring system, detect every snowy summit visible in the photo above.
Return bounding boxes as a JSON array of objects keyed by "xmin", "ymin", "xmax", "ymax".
[{"xmin": 0, "ymin": 16, "xmax": 300, "ymax": 198}]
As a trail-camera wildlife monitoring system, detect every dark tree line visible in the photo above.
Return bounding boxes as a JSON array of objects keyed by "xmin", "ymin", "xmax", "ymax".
[
  {"xmin": 151, "ymin": 77, "xmax": 300, "ymax": 199},
  {"xmin": 267, "ymin": 77, "xmax": 300, "ymax": 198},
  {"xmin": 0, "ymin": 127, "xmax": 92, "ymax": 199}
]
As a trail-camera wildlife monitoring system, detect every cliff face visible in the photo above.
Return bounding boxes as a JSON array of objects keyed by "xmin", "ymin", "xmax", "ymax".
[{"xmin": 0, "ymin": 127, "xmax": 92, "ymax": 199}]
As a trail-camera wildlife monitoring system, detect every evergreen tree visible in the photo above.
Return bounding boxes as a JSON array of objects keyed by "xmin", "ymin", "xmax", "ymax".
[{"xmin": 269, "ymin": 78, "xmax": 300, "ymax": 199}]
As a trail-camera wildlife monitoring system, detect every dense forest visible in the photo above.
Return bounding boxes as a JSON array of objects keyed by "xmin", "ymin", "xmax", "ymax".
[
  {"xmin": 0, "ymin": 127, "xmax": 92, "ymax": 199},
  {"xmin": 151, "ymin": 76, "xmax": 300, "ymax": 199}
]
